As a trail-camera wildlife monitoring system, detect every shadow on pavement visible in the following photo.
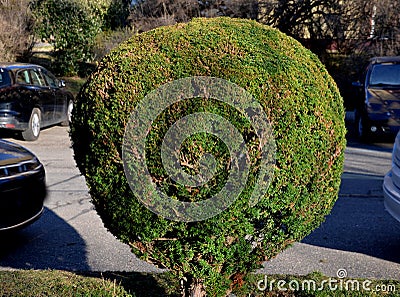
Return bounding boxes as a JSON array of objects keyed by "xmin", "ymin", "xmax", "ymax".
[
  {"xmin": 346, "ymin": 139, "xmax": 395, "ymax": 153},
  {"xmin": 302, "ymin": 189, "xmax": 400, "ymax": 264},
  {"xmin": 0, "ymin": 208, "xmax": 175, "ymax": 295},
  {"xmin": 305, "ymin": 124, "xmax": 400, "ymax": 263},
  {"xmin": 0, "ymin": 207, "xmax": 90, "ymax": 271},
  {"xmin": 0, "ymin": 129, "xmax": 22, "ymax": 141},
  {"xmin": 78, "ymin": 271, "xmax": 180, "ymax": 297}
]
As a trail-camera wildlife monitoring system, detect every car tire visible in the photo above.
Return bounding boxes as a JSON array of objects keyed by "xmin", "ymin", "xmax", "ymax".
[
  {"xmin": 61, "ymin": 100, "xmax": 73, "ymax": 126},
  {"xmin": 22, "ymin": 108, "xmax": 41, "ymax": 141},
  {"xmin": 355, "ymin": 109, "xmax": 369, "ymax": 141}
]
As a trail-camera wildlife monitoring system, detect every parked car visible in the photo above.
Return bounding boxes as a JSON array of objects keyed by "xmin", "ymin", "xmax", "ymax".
[
  {"xmin": 353, "ymin": 56, "xmax": 400, "ymax": 140},
  {"xmin": 383, "ymin": 131, "xmax": 400, "ymax": 223},
  {"xmin": 0, "ymin": 63, "xmax": 74, "ymax": 141},
  {"xmin": 0, "ymin": 139, "xmax": 46, "ymax": 231}
]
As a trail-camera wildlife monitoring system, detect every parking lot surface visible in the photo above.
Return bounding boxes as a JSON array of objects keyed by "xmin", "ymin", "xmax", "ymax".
[{"xmin": 0, "ymin": 126, "xmax": 399, "ymax": 280}]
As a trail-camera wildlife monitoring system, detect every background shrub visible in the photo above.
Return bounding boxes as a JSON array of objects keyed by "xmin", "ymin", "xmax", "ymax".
[
  {"xmin": 31, "ymin": 0, "xmax": 130, "ymax": 76},
  {"xmin": 31, "ymin": 0, "xmax": 101, "ymax": 75},
  {"xmin": 71, "ymin": 17, "xmax": 346, "ymax": 296},
  {"xmin": 91, "ymin": 27, "xmax": 135, "ymax": 62}
]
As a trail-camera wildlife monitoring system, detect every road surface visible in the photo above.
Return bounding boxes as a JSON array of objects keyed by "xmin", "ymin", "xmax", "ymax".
[{"xmin": 0, "ymin": 126, "xmax": 399, "ymax": 281}]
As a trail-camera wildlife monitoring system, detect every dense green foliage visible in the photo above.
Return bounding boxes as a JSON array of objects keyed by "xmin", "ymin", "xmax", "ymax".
[
  {"xmin": 31, "ymin": 0, "xmax": 129, "ymax": 75},
  {"xmin": 71, "ymin": 17, "xmax": 346, "ymax": 295},
  {"xmin": 31, "ymin": 0, "xmax": 100, "ymax": 75}
]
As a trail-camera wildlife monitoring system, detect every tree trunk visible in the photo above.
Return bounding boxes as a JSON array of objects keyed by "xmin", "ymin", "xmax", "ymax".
[{"xmin": 181, "ymin": 275, "xmax": 206, "ymax": 297}]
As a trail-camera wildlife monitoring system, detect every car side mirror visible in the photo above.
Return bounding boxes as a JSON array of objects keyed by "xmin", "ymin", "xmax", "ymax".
[
  {"xmin": 59, "ymin": 80, "xmax": 66, "ymax": 88},
  {"xmin": 352, "ymin": 81, "xmax": 363, "ymax": 88}
]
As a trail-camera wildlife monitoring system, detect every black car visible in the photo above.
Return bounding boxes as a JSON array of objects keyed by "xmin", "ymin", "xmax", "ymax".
[
  {"xmin": 0, "ymin": 63, "xmax": 74, "ymax": 141},
  {"xmin": 353, "ymin": 56, "xmax": 400, "ymax": 140},
  {"xmin": 0, "ymin": 139, "xmax": 46, "ymax": 231}
]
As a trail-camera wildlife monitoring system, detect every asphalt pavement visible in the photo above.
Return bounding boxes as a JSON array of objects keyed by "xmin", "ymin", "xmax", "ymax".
[
  {"xmin": 260, "ymin": 141, "xmax": 400, "ymax": 280},
  {"xmin": 0, "ymin": 127, "xmax": 160, "ymax": 273},
  {"xmin": 0, "ymin": 126, "xmax": 399, "ymax": 281}
]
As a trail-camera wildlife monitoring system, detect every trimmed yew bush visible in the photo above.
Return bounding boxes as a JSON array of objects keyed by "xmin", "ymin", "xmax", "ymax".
[{"xmin": 71, "ymin": 17, "xmax": 346, "ymax": 296}]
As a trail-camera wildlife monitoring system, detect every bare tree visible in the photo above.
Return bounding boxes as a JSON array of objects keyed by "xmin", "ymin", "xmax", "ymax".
[
  {"xmin": 365, "ymin": 1, "xmax": 400, "ymax": 56},
  {"xmin": 128, "ymin": 0, "xmax": 258, "ymax": 32},
  {"xmin": 258, "ymin": 0, "xmax": 339, "ymax": 36},
  {"xmin": 128, "ymin": 0, "xmax": 195, "ymax": 31},
  {"xmin": 258, "ymin": 0, "xmax": 344, "ymax": 55},
  {"xmin": 257, "ymin": 1, "xmax": 398, "ymax": 55},
  {"xmin": 0, "ymin": 0, "xmax": 34, "ymax": 61},
  {"xmin": 319, "ymin": 1, "xmax": 400, "ymax": 57}
]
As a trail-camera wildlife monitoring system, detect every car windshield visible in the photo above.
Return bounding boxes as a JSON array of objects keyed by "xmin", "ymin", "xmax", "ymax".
[{"xmin": 369, "ymin": 63, "xmax": 400, "ymax": 86}]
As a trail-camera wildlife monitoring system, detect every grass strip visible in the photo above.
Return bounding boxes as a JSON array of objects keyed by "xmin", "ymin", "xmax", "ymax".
[{"xmin": 0, "ymin": 270, "xmax": 398, "ymax": 297}]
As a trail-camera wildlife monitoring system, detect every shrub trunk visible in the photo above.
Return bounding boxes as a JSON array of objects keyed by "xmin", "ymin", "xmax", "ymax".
[{"xmin": 181, "ymin": 276, "xmax": 206, "ymax": 297}]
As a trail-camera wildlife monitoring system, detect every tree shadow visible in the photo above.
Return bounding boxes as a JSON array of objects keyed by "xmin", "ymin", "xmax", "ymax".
[
  {"xmin": 0, "ymin": 207, "xmax": 90, "ymax": 271},
  {"xmin": 0, "ymin": 129, "xmax": 21, "ymax": 141},
  {"xmin": 310, "ymin": 122, "xmax": 400, "ymax": 263},
  {"xmin": 302, "ymin": 178, "xmax": 400, "ymax": 264},
  {"xmin": 0, "ymin": 208, "xmax": 176, "ymax": 295},
  {"xmin": 80, "ymin": 271, "xmax": 180, "ymax": 297},
  {"xmin": 346, "ymin": 138, "xmax": 395, "ymax": 153}
]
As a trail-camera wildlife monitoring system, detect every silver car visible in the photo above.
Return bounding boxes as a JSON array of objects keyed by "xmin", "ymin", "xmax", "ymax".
[{"xmin": 383, "ymin": 132, "xmax": 400, "ymax": 222}]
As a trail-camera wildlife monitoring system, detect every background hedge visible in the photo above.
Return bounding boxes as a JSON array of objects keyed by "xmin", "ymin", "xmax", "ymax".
[{"xmin": 71, "ymin": 17, "xmax": 346, "ymax": 296}]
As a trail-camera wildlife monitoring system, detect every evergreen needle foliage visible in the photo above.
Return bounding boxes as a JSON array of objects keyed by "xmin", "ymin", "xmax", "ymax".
[{"xmin": 71, "ymin": 17, "xmax": 346, "ymax": 296}]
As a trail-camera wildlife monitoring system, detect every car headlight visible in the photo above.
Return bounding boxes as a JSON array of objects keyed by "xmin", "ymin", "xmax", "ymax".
[{"xmin": 0, "ymin": 158, "xmax": 42, "ymax": 179}]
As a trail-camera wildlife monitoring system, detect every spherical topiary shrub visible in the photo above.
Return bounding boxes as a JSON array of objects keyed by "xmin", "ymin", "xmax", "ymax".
[{"xmin": 71, "ymin": 17, "xmax": 346, "ymax": 296}]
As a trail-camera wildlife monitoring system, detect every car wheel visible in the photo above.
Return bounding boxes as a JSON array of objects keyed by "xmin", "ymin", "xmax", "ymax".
[
  {"xmin": 22, "ymin": 108, "xmax": 41, "ymax": 141},
  {"xmin": 355, "ymin": 109, "xmax": 369, "ymax": 141},
  {"xmin": 61, "ymin": 100, "xmax": 73, "ymax": 126}
]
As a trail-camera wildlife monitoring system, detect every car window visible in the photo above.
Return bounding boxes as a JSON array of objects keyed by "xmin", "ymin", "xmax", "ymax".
[
  {"xmin": 0, "ymin": 69, "xmax": 10, "ymax": 87},
  {"xmin": 29, "ymin": 69, "xmax": 46, "ymax": 87},
  {"xmin": 369, "ymin": 64, "xmax": 400, "ymax": 86},
  {"xmin": 41, "ymin": 70, "xmax": 59, "ymax": 88},
  {"xmin": 16, "ymin": 70, "xmax": 31, "ymax": 85}
]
